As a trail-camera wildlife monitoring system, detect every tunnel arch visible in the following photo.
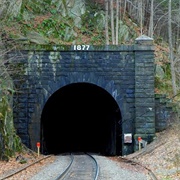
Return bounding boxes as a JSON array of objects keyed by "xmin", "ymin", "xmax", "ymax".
[{"xmin": 41, "ymin": 82, "xmax": 122, "ymax": 156}]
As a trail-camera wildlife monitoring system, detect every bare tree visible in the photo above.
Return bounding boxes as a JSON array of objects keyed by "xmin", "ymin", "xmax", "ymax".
[
  {"xmin": 110, "ymin": 0, "xmax": 115, "ymax": 44},
  {"xmin": 115, "ymin": 0, "xmax": 119, "ymax": 44},
  {"xmin": 168, "ymin": 0, "xmax": 177, "ymax": 96},
  {"xmin": 105, "ymin": 0, "xmax": 110, "ymax": 45},
  {"xmin": 175, "ymin": 0, "xmax": 180, "ymax": 50},
  {"xmin": 139, "ymin": 0, "xmax": 143, "ymax": 35},
  {"xmin": 148, "ymin": 0, "xmax": 154, "ymax": 38},
  {"xmin": 123, "ymin": 0, "xmax": 127, "ymax": 20}
]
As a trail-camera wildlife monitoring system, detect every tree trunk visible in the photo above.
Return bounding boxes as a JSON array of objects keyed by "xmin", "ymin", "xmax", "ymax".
[
  {"xmin": 168, "ymin": 0, "xmax": 177, "ymax": 96},
  {"xmin": 115, "ymin": 0, "xmax": 119, "ymax": 45},
  {"xmin": 105, "ymin": 0, "xmax": 110, "ymax": 45},
  {"xmin": 123, "ymin": 0, "xmax": 127, "ymax": 20},
  {"xmin": 176, "ymin": 0, "xmax": 180, "ymax": 50},
  {"xmin": 110, "ymin": 0, "xmax": 115, "ymax": 44},
  {"xmin": 139, "ymin": 0, "xmax": 143, "ymax": 35},
  {"xmin": 148, "ymin": 0, "xmax": 154, "ymax": 38}
]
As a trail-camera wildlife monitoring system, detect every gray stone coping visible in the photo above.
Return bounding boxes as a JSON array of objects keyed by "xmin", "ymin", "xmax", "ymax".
[{"xmin": 11, "ymin": 44, "xmax": 154, "ymax": 51}]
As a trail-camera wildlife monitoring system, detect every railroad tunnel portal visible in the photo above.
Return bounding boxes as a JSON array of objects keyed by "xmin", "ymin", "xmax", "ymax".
[
  {"xmin": 9, "ymin": 39, "xmax": 155, "ymax": 156},
  {"xmin": 41, "ymin": 82, "xmax": 122, "ymax": 156}
]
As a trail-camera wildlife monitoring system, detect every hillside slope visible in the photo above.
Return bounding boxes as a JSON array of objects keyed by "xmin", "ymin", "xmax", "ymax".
[{"xmin": 127, "ymin": 123, "xmax": 180, "ymax": 179}]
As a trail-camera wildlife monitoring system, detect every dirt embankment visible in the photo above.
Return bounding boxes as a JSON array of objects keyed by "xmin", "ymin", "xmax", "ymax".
[{"xmin": 127, "ymin": 124, "xmax": 180, "ymax": 180}]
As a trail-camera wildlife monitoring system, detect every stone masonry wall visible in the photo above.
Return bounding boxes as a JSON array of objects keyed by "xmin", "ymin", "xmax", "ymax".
[
  {"xmin": 134, "ymin": 36, "xmax": 155, "ymax": 151},
  {"xmin": 7, "ymin": 38, "xmax": 155, "ymax": 155}
]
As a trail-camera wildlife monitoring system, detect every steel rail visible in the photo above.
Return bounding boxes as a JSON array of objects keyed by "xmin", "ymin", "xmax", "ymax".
[
  {"xmin": 120, "ymin": 157, "xmax": 158, "ymax": 180},
  {"xmin": 55, "ymin": 152, "xmax": 99, "ymax": 180},
  {"xmin": 54, "ymin": 153, "xmax": 74, "ymax": 180},
  {"xmin": 85, "ymin": 153, "xmax": 99, "ymax": 180},
  {"xmin": 0, "ymin": 155, "xmax": 52, "ymax": 180}
]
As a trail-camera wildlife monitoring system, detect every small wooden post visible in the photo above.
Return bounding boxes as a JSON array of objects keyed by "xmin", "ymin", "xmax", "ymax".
[
  {"xmin": 37, "ymin": 142, "xmax": 40, "ymax": 157},
  {"xmin": 138, "ymin": 137, "xmax": 142, "ymax": 151}
]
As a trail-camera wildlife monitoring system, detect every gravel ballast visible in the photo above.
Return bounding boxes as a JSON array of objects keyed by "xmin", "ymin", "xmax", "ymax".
[{"xmin": 29, "ymin": 154, "xmax": 150, "ymax": 180}]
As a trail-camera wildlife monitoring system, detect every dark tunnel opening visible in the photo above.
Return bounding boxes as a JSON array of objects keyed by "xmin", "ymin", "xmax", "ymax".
[{"xmin": 41, "ymin": 83, "xmax": 122, "ymax": 156}]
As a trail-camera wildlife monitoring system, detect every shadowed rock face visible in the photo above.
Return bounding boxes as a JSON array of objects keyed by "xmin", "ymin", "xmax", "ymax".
[{"xmin": 50, "ymin": 0, "xmax": 86, "ymax": 28}]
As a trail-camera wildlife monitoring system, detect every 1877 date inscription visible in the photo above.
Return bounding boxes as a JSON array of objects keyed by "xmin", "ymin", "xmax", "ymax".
[{"xmin": 73, "ymin": 45, "xmax": 90, "ymax": 50}]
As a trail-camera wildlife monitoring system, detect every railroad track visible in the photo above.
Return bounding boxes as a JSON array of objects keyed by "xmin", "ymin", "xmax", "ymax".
[
  {"xmin": 0, "ymin": 153, "xmax": 99, "ymax": 180},
  {"xmin": 55, "ymin": 152, "xmax": 99, "ymax": 180},
  {"xmin": 0, "ymin": 152, "xmax": 158, "ymax": 180},
  {"xmin": 0, "ymin": 155, "xmax": 52, "ymax": 180},
  {"xmin": 119, "ymin": 157, "xmax": 158, "ymax": 180}
]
